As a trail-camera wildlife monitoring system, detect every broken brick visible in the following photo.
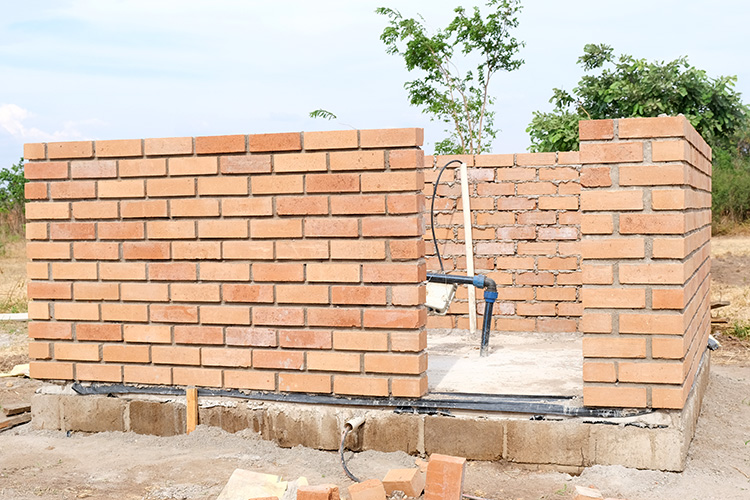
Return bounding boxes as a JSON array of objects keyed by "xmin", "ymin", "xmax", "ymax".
[
  {"xmin": 348, "ymin": 479, "xmax": 387, "ymax": 500},
  {"xmin": 424, "ymin": 454, "xmax": 466, "ymax": 500},
  {"xmin": 383, "ymin": 468, "xmax": 425, "ymax": 497}
]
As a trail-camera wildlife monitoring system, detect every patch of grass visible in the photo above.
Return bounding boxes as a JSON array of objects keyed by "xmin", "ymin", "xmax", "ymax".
[
  {"xmin": 0, "ymin": 277, "xmax": 27, "ymax": 314},
  {"xmin": 728, "ymin": 321, "xmax": 750, "ymax": 340}
]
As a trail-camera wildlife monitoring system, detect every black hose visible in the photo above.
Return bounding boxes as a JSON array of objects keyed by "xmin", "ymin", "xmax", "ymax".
[
  {"xmin": 430, "ymin": 159, "xmax": 463, "ymax": 273},
  {"xmin": 339, "ymin": 427, "xmax": 361, "ymax": 482}
]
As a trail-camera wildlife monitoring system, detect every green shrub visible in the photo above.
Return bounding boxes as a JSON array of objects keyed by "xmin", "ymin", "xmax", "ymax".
[
  {"xmin": 712, "ymin": 147, "xmax": 750, "ymax": 232},
  {"xmin": 0, "ymin": 158, "xmax": 26, "ymax": 236}
]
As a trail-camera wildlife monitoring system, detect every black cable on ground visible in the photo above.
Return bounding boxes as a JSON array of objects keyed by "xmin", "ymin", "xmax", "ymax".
[
  {"xmin": 339, "ymin": 427, "xmax": 361, "ymax": 482},
  {"xmin": 430, "ymin": 159, "xmax": 463, "ymax": 273}
]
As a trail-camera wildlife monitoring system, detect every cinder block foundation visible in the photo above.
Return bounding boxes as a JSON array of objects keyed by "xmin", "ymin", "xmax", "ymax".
[{"xmin": 31, "ymin": 351, "xmax": 711, "ymax": 472}]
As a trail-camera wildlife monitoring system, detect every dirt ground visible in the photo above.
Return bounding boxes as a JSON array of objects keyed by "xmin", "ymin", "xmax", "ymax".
[{"xmin": 1, "ymin": 237, "xmax": 750, "ymax": 500}]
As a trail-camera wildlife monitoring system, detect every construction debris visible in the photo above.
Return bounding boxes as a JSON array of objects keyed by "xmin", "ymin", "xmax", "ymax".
[
  {"xmin": 424, "ymin": 454, "xmax": 466, "ymax": 500},
  {"xmin": 2, "ymin": 403, "xmax": 31, "ymax": 416},
  {"xmin": 573, "ymin": 485, "xmax": 603, "ymax": 499},
  {"xmin": 348, "ymin": 479, "xmax": 387, "ymax": 500},
  {"xmin": 0, "ymin": 400, "xmax": 31, "ymax": 432},
  {"xmin": 297, "ymin": 484, "xmax": 339, "ymax": 500},
  {"xmin": 216, "ymin": 469, "xmax": 289, "ymax": 500},
  {"xmin": 383, "ymin": 468, "xmax": 425, "ymax": 497}
]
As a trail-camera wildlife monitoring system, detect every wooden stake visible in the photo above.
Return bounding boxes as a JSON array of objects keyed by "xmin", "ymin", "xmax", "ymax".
[
  {"xmin": 186, "ymin": 386, "xmax": 198, "ymax": 434},
  {"xmin": 459, "ymin": 161, "xmax": 477, "ymax": 334}
]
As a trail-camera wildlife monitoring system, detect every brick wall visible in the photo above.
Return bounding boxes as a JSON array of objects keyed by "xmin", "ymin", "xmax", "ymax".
[
  {"xmin": 424, "ymin": 152, "xmax": 582, "ymax": 333},
  {"xmin": 23, "ymin": 129, "xmax": 429, "ymax": 398}
]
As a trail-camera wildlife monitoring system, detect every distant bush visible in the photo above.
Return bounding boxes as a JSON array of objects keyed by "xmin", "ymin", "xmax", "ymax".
[
  {"xmin": 0, "ymin": 158, "xmax": 26, "ymax": 236},
  {"xmin": 712, "ymin": 147, "xmax": 750, "ymax": 233}
]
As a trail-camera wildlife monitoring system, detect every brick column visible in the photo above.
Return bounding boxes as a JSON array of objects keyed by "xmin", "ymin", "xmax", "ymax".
[{"xmin": 580, "ymin": 116, "xmax": 712, "ymax": 409}]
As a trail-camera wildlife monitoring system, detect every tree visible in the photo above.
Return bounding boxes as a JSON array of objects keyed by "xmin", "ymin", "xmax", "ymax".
[
  {"xmin": 377, "ymin": 0, "xmax": 524, "ymax": 155},
  {"xmin": 527, "ymin": 44, "xmax": 750, "ymax": 152},
  {"xmin": 0, "ymin": 158, "xmax": 26, "ymax": 235}
]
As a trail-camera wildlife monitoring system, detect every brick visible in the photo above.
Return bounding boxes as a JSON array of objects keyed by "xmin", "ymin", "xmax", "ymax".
[
  {"xmin": 276, "ymin": 284, "xmax": 329, "ymax": 304},
  {"xmin": 172, "ymin": 241, "xmax": 221, "ymax": 260},
  {"xmin": 223, "ymin": 284, "xmax": 274, "ymax": 303},
  {"xmin": 251, "ymin": 174, "xmax": 304, "ymax": 195},
  {"xmin": 579, "ymin": 119, "xmax": 614, "ymax": 140},
  {"xmin": 76, "ymin": 364, "xmax": 122, "ymax": 383},
  {"xmin": 390, "ymin": 330, "xmax": 427, "ymax": 351},
  {"xmin": 123, "ymin": 241, "xmax": 171, "ymax": 260},
  {"xmin": 305, "ymin": 129, "xmax": 358, "ymax": 150},
  {"xmin": 276, "ymin": 240, "xmax": 329, "ymax": 260},
  {"xmin": 147, "ymin": 177, "xmax": 196, "ymax": 197},
  {"xmin": 77, "ymin": 323, "xmax": 122, "ymax": 341},
  {"xmin": 152, "ymin": 346, "xmax": 200, "ymax": 365},
  {"xmin": 54, "ymin": 343, "xmax": 100, "ymax": 362},
  {"xmin": 652, "ymin": 189, "xmax": 687, "ymax": 210},
  {"xmin": 101, "ymin": 303, "xmax": 148, "ymax": 322},
  {"xmin": 581, "ymin": 288, "xmax": 646, "ymax": 309},
  {"xmin": 196, "ymin": 134, "xmax": 245, "ymax": 154},
  {"xmin": 173, "ymin": 367, "xmax": 222, "ymax": 387},
  {"xmin": 52, "ymin": 262, "xmax": 97, "ymax": 280},
  {"xmin": 516, "ymin": 302, "xmax": 555, "ymax": 316},
  {"xmin": 619, "ymin": 313, "xmax": 684, "ymax": 335},
  {"xmin": 200, "ymin": 305, "xmax": 251, "ymax": 325},
  {"xmin": 304, "ymin": 218, "xmax": 358, "ymax": 237},
  {"xmin": 581, "ymin": 238, "xmax": 645, "ymax": 259},
  {"xmin": 392, "ymin": 376, "xmax": 428, "ymax": 397},
  {"xmin": 362, "ymin": 171, "xmax": 421, "ymax": 192},
  {"xmin": 28, "ymin": 342, "xmax": 51, "ymax": 360},
  {"xmin": 248, "ymin": 132, "xmax": 301, "ymax": 152},
  {"xmin": 121, "ymin": 199, "xmax": 168, "ymax": 218},
  {"xmin": 538, "ymin": 196, "xmax": 578, "ymax": 210},
  {"xmin": 24, "ymin": 143, "xmax": 45, "ymax": 160},
  {"xmin": 119, "ymin": 158, "xmax": 167, "ymax": 177},
  {"xmin": 307, "ymin": 263, "xmax": 360, "ymax": 282},
  {"xmin": 651, "ymin": 140, "xmax": 691, "ymax": 162},
  {"xmin": 619, "ymin": 263, "xmax": 684, "ymax": 284},
  {"xmin": 169, "ymin": 157, "xmax": 218, "ymax": 176},
  {"xmin": 496, "ymin": 226, "xmax": 535, "ymax": 240},
  {"xmin": 360, "ymin": 128, "xmax": 423, "ymax": 148},
  {"xmin": 48, "ymin": 141, "xmax": 93, "ymax": 159},
  {"xmin": 100, "ymin": 262, "xmax": 146, "ymax": 280},
  {"xmin": 123, "ymin": 365, "xmax": 171, "ymax": 385},
  {"xmin": 50, "ymin": 222, "xmax": 95, "ymax": 240},
  {"xmin": 583, "ymin": 362, "xmax": 617, "ymax": 383},
  {"xmin": 331, "ymin": 195, "xmax": 386, "ymax": 215},
  {"xmin": 363, "ymin": 263, "xmax": 425, "ymax": 283},
  {"xmin": 223, "ymin": 370, "xmax": 276, "ymax": 391},
  {"xmin": 390, "ymin": 240, "xmax": 424, "ymax": 260},
  {"xmin": 172, "ymin": 283, "xmax": 220, "ymax": 302},
  {"xmin": 26, "ymin": 202, "xmax": 70, "ymax": 220},
  {"xmin": 363, "ymin": 309, "xmax": 423, "ymax": 329},
  {"xmin": 331, "ymin": 240, "xmax": 386, "ymax": 260},
  {"xmin": 383, "ymin": 468, "xmax": 425, "ymax": 497},
  {"xmin": 174, "ymin": 326, "xmax": 224, "ymax": 345},
  {"xmin": 55, "ymin": 302, "xmax": 99, "ymax": 321},
  {"xmin": 197, "ymin": 176, "xmax": 249, "ymax": 195},
  {"xmin": 26, "ymin": 262, "xmax": 49, "ymax": 279},
  {"xmin": 200, "ymin": 347, "xmax": 253, "ymax": 368},
  {"xmin": 538, "ymin": 227, "xmax": 577, "ymax": 240},
  {"xmin": 364, "ymin": 353, "xmax": 426, "ymax": 375},
  {"xmin": 24, "ymin": 183, "xmax": 48, "ymax": 200},
  {"xmin": 150, "ymin": 305, "xmax": 199, "ymax": 324},
  {"xmin": 226, "ymin": 327, "xmax": 277, "ymax": 347},
  {"xmin": 307, "ymin": 351, "xmax": 361, "ymax": 372},
  {"xmin": 307, "ymin": 173, "xmax": 360, "ymax": 193},
  {"xmin": 619, "ymin": 116, "xmax": 688, "ymax": 139},
  {"xmin": 253, "ymin": 350, "xmax": 304, "ymax": 369},
  {"xmin": 362, "ymin": 217, "xmax": 421, "ymax": 237},
  {"xmin": 348, "ymin": 480, "xmax": 387, "ymax": 500},
  {"xmin": 27, "ymin": 282, "xmax": 71, "ymax": 300},
  {"xmin": 581, "ymin": 214, "xmax": 614, "ymax": 234},
  {"xmin": 71, "ymin": 201, "xmax": 118, "ymax": 219},
  {"xmin": 496, "ymin": 197, "xmax": 535, "ymax": 210},
  {"xmin": 98, "ymin": 179, "xmax": 144, "ymax": 198},
  {"xmin": 25, "ymin": 161, "xmax": 68, "ymax": 180},
  {"xmin": 200, "ymin": 262, "xmax": 250, "ymax": 281},
  {"xmin": 331, "ymin": 150, "xmax": 385, "ymax": 171},
  {"xmin": 619, "ymin": 165, "xmax": 685, "ymax": 186},
  {"xmin": 29, "ymin": 362, "xmax": 74, "ymax": 380},
  {"xmin": 28, "ymin": 302, "xmax": 50, "ymax": 320},
  {"xmin": 333, "ymin": 331, "xmax": 388, "ymax": 351},
  {"xmin": 274, "ymin": 152, "xmax": 327, "ymax": 172},
  {"xmin": 652, "ymin": 289, "xmax": 686, "ymax": 310},
  {"xmin": 279, "ymin": 330, "xmax": 332, "ymax": 349},
  {"xmin": 620, "ymin": 213, "xmax": 685, "ymax": 234},
  {"xmin": 537, "ymin": 317, "xmax": 577, "ymax": 332},
  {"xmin": 149, "ymin": 262, "xmax": 197, "ymax": 281},
  {"xmin": 276, "ymin": 196, "xmax": 328, "ymax": 215},
  {"xmin": 29, "ymin": 322, "xmax": 72, "ymax": 340},
  {"xmin": 198, "ymin": 220, "xmax": 248, "ymax": 239},
  {"xmin": 580, "ymin": 142, "xmax": 644, "ymax": 164},
  {"xmin": 250, "ymin": 219, "xmax": 301, "ymax": 238},
  {"xmin": 582, "ymin": 264, "xmax": 613, "ymax": 285},
  {"xmin": 618, "ymin": 362, "xmax": 683, "ymax": 384},
  {"xmin": 50, "ymin": 181, "xmax": 96, "ymax": 199},
  {"xmin": 220, "ymin": 154, "xmax": 272, "ymax": 174},
  {"xmin": 331, "ymin": 286, "xmax": 386, "ymax": 305},
  {"xmin": 147, "ymin": 220, "xmax": 196, "ymax": 239},
  {"xmin": 582, "ymin": 337, "xmax": 646, "ymax": 358},
  {"xmin": 95, "ymin": 139, "xmax": 141, "ymax": 157},
  {"xmin": 580, "ymin": 190, "xmax": 643, "ymax": 211},
  {"xmin": 278, "ymin": 372, "xmax": 331, "ymax": 393},
  {"xmin": 389, "ymin": 149, "xmax": 424, "ymax": 169},
  {"xmin": 307, "ymin": 308, "xmax": 362, "ymax": 327},
  {"xmin": 221, "ymin": 198, "xmax": 273, "ymax": 217},
  {"xmin": 73, "ymin": 282, "xmax": 119, "ymax": 300},
  {"xmin": 144, "ymin": 137, "xmax": 193, "ymax": 155},
  {"xmin": 424, "ymin": 454, "xmax": 466, "ymax": 500},
  {"xmin": 476, "ymin": 183, "xmax": 514, "ymax": 196},
  {"xmin": 517, "ymin": 181, "xmax": 556, "ymax": 195},
  {"xmin": 253, "ymin": 263, "xmax": 304, "ymax": 282},
  {"xmin": 387, "ymin": 193, "xmax": 423, "ymax": 214}
]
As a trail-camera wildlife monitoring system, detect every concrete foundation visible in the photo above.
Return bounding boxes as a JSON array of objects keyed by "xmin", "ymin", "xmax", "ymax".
[{"xmin": 31, "ymin": 351, "xmax": 711, "ymax": 472}]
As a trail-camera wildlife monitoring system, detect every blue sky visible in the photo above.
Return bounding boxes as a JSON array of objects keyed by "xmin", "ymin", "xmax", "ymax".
[{"xmin": 1, "ymin": 0, "xmax": 748, "ymax": 169}]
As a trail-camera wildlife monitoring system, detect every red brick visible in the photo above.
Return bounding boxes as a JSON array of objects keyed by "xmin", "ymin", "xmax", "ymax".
[
  {"xmin": 248, "ymin": 132, "xmax": 301, "ymax": 152},
  {"xmin": 199, "ymin": 262, "xmax": 250, "ymax": 281},
  {"xmin": 152, "ymin": 346, "xmax": 200, "ymax": 365},
  {"xmin": 620, "ymin": 213, "xmax": 685, "ymax": 234},
  {"xmin": 581, "ymin": 288, "xmax": 646, "ymax": 309},
  {"xmin": 392, "ymin": 376, "xmax": 428, "ymax": 397},
  {"xmin": 333, "ymin": 331, "xmax": 388, "ymax": 351},
  {"xmin": 362, "ymin": 217, "xmax": 421, "ymax": 237},
  {"xmin": 202, "ymin": 347, "xmax": 252, "ymax": 367},
  {"xmin": 220, "ymin": 155, "xmax": 272, "ymax": 174},
  {"xmin": 28, "ymin": 322, "xmax": 72, "ymax": 340},
  {"xmin": 348, "ymin": 480, "xmax": 387, "ymax": 500},
  {"xmin": 331, "ymin": 240, "xmax": 386, "ymax": 260},
  {"xmin": 28, "ymin": 302, "xmax": 50, "ymax": 320},
  {"xmin": 618, "ymin": 116, "xmax": 688, "ymax": 139},
  {"xmin": 304, "ymin": 129, "xmax": 358, "ymax": 150},
  {"xmin": 24, "ymin": 183, "xmax": 48, "ymax": 200},
  {"xmin": 387, "ymin": 193, "xmax": 424, "ymax": 214},
  {"xmin": 174, "ymin": 325, "xmax": 224, "ymax": 345},
  {"xmin": 251, "ymin": 174, "xmax": 304, "ymax": 194},
  {"xmin": 390, "ymin": 330, "xmax": 427, "ymax": 351},
  {"xmin": 101, "ymin": 303, "xmax": 148, "ymax": 322},
  {"xmin": 304, "ymin": 218, "xmax": 358, "ymax": 237},
  {"xmin": 123, "ymin": 241, "xmax": 171, "ymax": 260},
  {"xmin": 53, "ymin": 342, "xmax": 99, "ymax": 361},
  {"xmin": 29, "ymin": 362, "xmax": 74, "ymax": 380},
  {"xmin": 253, "ymin": 350, "xmax": 304, "ymax": 369},
  {"xmin": 307, "ymin": 263, "xmax": 360, "ymax": 283},
  {"xmin": 100, "ymin": 262, "xmax": 146, "ymax": 281},
  {"xmin": 150, "ymin": 305, "xmax": 198, "ymax": 324},
  {"xmin": 253, "ymin": 263, "xmax": 304, "ymax": 282},
  {"xmin": 73, "ymin": 282, "xmax": 119, "ymax": 300},
  {"xmin": 223, "ymin": 284, "xmax": 274, "ymax": 303},
  {"xmin": 307, "ymin": 351, "xmax": 361, "ymax": 372},
  {"xmin": 363, "ymin": 263, "xmax": 425, "ymax": 283},
  {"xmin": 581, "ymin": 214, "xmax": 614, "ymax": 235},
  {"xmin": 581, "ymin": 238, "xmax": 645, "ymax": 259},
  {"xmin": 226, "ymin": 327, "xmax": 277, "ymax": 347},
  {"xmin": 580, "ymin": 166, "xmax": 611, "ymax": 187},
  {"xmin": 383, "ymin": 469, "xmax": 425, "ymax": 497},
  {"xmin": 251, "ymin": 219, "xmax": 302, "ymax": 239},
  {"xmin": 121, "ymin": 199, "xmax": 168, "ymax": 218},
  {"xmin": 169, "ymin": 157, "xmax": 218, "ymax": 176},
  {"xmin": 360, "ymin": 128, "xmax": 423, "ymax": 148},
  {"xmin": 363, "ymin": 309, "xmax": 423, "ymax": 329},
  {"xmin": 119, "ymin": 158, "xmax": 166, "ymax": 177},
  {"xmin": 24, "ymin": 143, "xmax": 45, "ymax": 160},
  {"xmin": 48, "ymin": 141, "xmax": 93, "ymax": 159},
  {"xmin": 26, "ymin": 202, "xmax": 70, "ymax": 220},
  {"xmin": 173, "ymin": 367, "xmax": 222, "ymax": 387},
  {"xmin": 221, "ymin": 198, "xmax": 273, "ymax": 217},
  {"xmin": 278, "ymin": 372, "xmax": 331, "ymax": 393},
  {"xmin": 425, "ymin": 454, "xmax": 466, "ymax": 500},
  {"xmin": 51, "ymin": 262, "xmax": 97, "ymax": 280},
  {"xmin": 71, "ymin": 201, "xmax": 118, "ymax": 219},
  {"xmin": 579, "ymin": 119, "xmax": 614, "ymax": 140},
  {"xmin": 170, "ymin": 283, "xmax": 219, "ymax": 302},
  {"xmin": 580, "ymin": 190, "xmax": 643, "ymax": 211},
  {"xmin": 306, "ymin": 173, "xmax": 360, "ymax": 193},
  {"xmin": 28, "ymin": 342, "xmax": 51, "ymax": 360},
  {"xmin": 124, "ymin": 365, "xmax": 172, "ymax": 385},
  {"xmin": 172, "ymin": 241, "xmax": 221, "ymax": 260},
  {"xmin": 582, "ymin": 337, "xmax": 647, "ymax": 358},
  {"xmin": 276, "ymin": 330, "xmax": 329, "ymax": 349},
  {"xmin": 147, "ymin": 220, "xmax": 196, "ymax": 239},
  {"xmin": 538, "ymin": 196, "xmax": 578, "ymax": 210},
  {"xmin": 197, "ymin": 176, "xmax": 249, "ymax": 196},
  {"xmin": 583, "ymin": 362, "xmax": 616, "ymax": 383},
  {"xmin": 276, "ymin": 196, "xmax": 329, "ymax": 215},
  {"xmin": 580, "ymin": 142, "xmax": 644, "ymax": 164},
  {"xmin": 49, "ymin": 222, "xmax": 95, "ymax": 240},
  {"xmin": 274, "ymin": 152, "xmax": 327, "ymax": 173},
  {"xmin": 147, "ymin": 177, "xmax": 196, "ymax": 197},
  {"xmin": 77, "ymin": 323, "xmax": 122, "ymax": 341},
  {"xmin": 27, "ymin": 282, "xmax": 70, "ymax": 300},
  {"xmin": 25, "ymin": 161, "xmax": 67, "ymax": 180},
  {"xmin": 98, "ymin": 179, "xmax": 144, "ymax": 198},
  {"xmin": 198, "ymin": 220, "xmax": 248, "ymax": 239},
  {"xmin": 144, "ymin": 137, "xmax": 193, "ymax": 155},
  {"xmin": 390, "ymin": 149, "xmax": 424, "ymax": 169},
  {"xmin": 364, "ymin": 353, "xmax": 426, "ymax": 375},
  {"xmin": 119, "ymin": 283, "xmax": 168, "ymax": 302},
  {"xmin": 50, "ymin": 181, "xmax": 96, "ymax": 199},
  {"xmin": 652, "ymin": 140, "xmax": 691, "ymax": 162},
  {"xmin": 276, "ymin": 284, "xmax": 329, "ymax": 304},
  {"xmin": 362, "ymin": 171, "xmax": 421, "ymax": 192},
  {"xmin": 195, "ymin": 135, "xmax": 245, "ymax": 154},
  {"xmin": 308, "ymin": 308, "xmax": 362, "ymax": 327},
  {"xmin": 330, "ymin": 150, "xmax": 385, "ymax": 172},
  {"xmin": 619, "ymin": 165, "xmax": 685, "ymax": 186},
  {"xmin": 332, "ymin": 286, "xmax": 386, "ymax": 305},
  {"xmin": 200, "ymin": 306, "xmax": 251, "ymax": 325},
  {"xmin": 276, "ymin": 240, "xmax": 329, "ymax": 260},
  {"xmin": 149, "ymin": 262, "xmax": 197, "ymax": 281},
  {"xmin": 95, "ymin": 139, "xmax": 141, "ymax": 157},
  {"xmin": 330, "ymin": 195, "xmax": 386, "ymax": 215},
  {"xmin": 55, "ymin": 303, "xmax": 99, "ymax": 321},
  {"xmin": 224, "ymin": 370, "xmax": 276, "ymax": 390},
  {"xmin": 76, "ymin": 364, "xmax": 122, "ymax": 383}
]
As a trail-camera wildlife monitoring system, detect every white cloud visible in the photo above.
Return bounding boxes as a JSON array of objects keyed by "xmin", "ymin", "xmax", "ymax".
[{"xmin": 0, "ymin": 103, "xmax": 94, "ymax": 142}]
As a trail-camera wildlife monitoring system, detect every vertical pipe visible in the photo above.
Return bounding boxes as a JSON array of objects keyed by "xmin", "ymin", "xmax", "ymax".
[{"xmin": 459, "ymin": 162, "xmax": 477, "ymax": 334}]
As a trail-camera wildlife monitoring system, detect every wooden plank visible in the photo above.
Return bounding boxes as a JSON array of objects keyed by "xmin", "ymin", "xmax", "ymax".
[
  {"xmin": 186, "ymin": 386, "xmax": 198, "ymax": 434},
  {"xmin": 2, "ymin": 403, "xmax": 31, "ymax": 416},
  {"xmin": 711, "ymin": 301, "xmax": 730, "ymax": 310},
  {"xmin": 459, "ymin": 161, "xmax": 477, "ymax": 334},
  {"xmin": 0, "ymin": 413, "xmax": 31, "ymax": 431}
]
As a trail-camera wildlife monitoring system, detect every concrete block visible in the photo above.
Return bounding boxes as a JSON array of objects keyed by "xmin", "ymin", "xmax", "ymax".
[
  {"xmin": 199, "ymin": 405, "xmax": 264, "ymax": 434},
  {"xmin": 505, "ymin": 420, "xmax": 590, "ymax": 466},
  {"xmin": 383, "ymin": 468, "xmax": 425, "ymax": 497},
  {"xmin": 361, "ymin": 412, "xmax": 422, "ymax": 454},
  {"xmin": 297, "ymin": 484, "xmax": 339, "ymax": 500},
  {"xmin": 425, "ymin": 454, "xmax": 465, "ymax": 500},
  {"xmin": 128, "ymin": 399, "xmax": 185, "ymax": 436},
  {"xmin": 31, "ymin": 393, "xmax": 61, "ymax": 430},
  {"xmin": 261, "ymin": 405, "xmax": 340, "ymax": 450},
  {"xmin": 424, "ymin": 416, "xmax": 503, "ymax": 460},
  {"xmin": 348, "ymin": 479, "xmax": 386, "ymax": 500},
  {"xmin": 60, "ymin": 395, "xmax": 126, "ymax": 432}
]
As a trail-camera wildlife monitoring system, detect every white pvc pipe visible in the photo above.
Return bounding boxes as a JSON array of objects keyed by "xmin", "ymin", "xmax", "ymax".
[
  {"xmin": 459, "ymin": 162, "xmax": 477, "ymax": 334},
  {"xmin": 0, "ymin": 313, "xmax": 28, "ymax": 321}
]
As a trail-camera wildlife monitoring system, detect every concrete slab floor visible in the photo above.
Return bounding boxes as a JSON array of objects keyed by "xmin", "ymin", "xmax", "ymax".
[{"xmin": 426, "ymin": 329, "xmax": 583, "ymax": 397}]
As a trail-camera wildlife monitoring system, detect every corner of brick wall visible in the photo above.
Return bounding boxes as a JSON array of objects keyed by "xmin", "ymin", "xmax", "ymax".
[
  {"xmin": 23, "ymin": 127, "xmax": 428, "ymax": 398},
  {"xmin": 579, "ymin": 116, "xmax": 712, "ymax": 409}
]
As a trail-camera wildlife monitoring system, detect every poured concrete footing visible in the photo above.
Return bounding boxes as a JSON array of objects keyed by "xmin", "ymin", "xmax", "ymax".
[{"xmin": 31, "ymin": 352, "xmax": 711, "ymax": 472}]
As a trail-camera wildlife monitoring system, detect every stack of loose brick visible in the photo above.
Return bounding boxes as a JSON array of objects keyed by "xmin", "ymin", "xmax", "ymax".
[
  {"xmin": 423, "ymin": 152, "xmax": 581, "ymax": 334},
  {"xmin": 579, "ymin": 116, "xmax": 712, "ymax": 409},
  {"xmin": 23, "ymin": 128, "xmax": 429, "ymax": 398}
]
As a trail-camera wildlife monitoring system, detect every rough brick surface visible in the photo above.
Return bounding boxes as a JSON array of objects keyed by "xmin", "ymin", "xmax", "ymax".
[{"xmin": 425, "ymin": 454, "xmax": 466, "ymax": 500}]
